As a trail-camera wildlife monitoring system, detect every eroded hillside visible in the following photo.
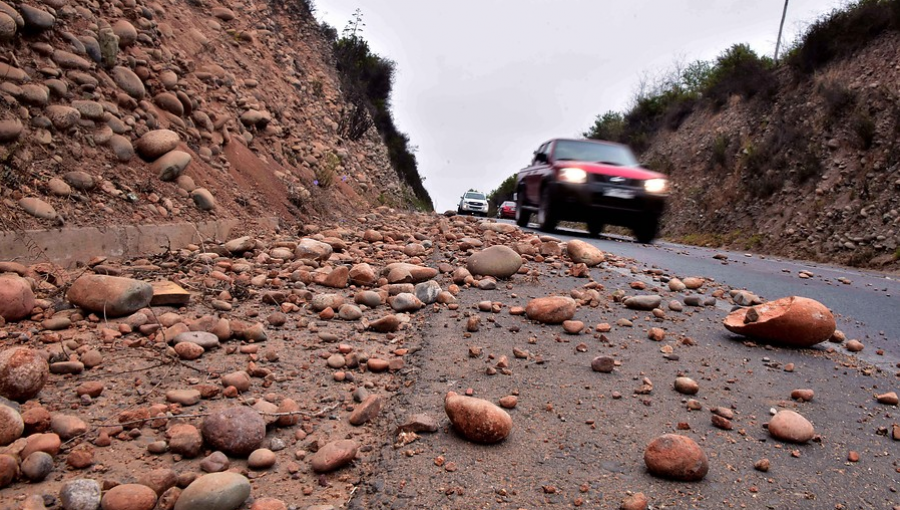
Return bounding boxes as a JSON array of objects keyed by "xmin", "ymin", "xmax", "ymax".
[
  {"xmin": 645, "ymin": 32, "xmax": 900, "ymax": 271},
  {"xmin": 0, "ymin": 0, "xmax": 421, "ymax": 236}
]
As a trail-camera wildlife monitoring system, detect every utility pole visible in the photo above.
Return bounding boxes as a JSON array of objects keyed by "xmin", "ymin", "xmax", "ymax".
[{"xmin": 774, "ymin": 0, "xmax": 790, "ymax": 64}]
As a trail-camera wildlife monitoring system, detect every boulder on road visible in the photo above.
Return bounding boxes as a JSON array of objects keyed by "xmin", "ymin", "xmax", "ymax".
[
  {"xmin": 444, "ymin": 391, "xmax": 511, "ymax": 444},
  {"xmin": 466, "ymin": 245, "xmax": 522, "ymax": 278},
  {"xmin": 565, "ymin": 240, "xmax": 605, "ymax": 266},
  {"xmin": 525, "ymin": 296, "xmax": 576, "ymax": 324},
  {"xmin": 67, "ymin": 275, "xmax": 153, "ymax": 317},
  {"xmin": 723, "ymin": 296, "xmax": 835, "ymax": 348}
]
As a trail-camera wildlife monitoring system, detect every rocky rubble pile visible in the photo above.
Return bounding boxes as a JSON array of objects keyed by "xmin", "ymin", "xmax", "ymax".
[
  {"xmin": 0, "ymin": 0, "xmax": 418, "ymax": 233},
  {"xmin": 0, "ymin": 210, "xmax": 879, "ymax": 509}
]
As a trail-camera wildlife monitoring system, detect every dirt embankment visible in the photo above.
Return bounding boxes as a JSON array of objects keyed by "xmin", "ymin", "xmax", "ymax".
[{"xmin": 647, "ymin": 32, "xmax": 900, "ymax": 272}]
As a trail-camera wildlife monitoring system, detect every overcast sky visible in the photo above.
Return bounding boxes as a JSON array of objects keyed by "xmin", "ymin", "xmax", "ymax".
[{"xmin": 314, "ymin": 1, "xmax": 847, "ymax": 211}]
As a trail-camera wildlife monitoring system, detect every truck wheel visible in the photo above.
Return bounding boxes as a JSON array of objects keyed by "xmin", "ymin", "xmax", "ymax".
[
  {"xmin": 536, "ymin": 186, "xmax": 558, "ymax": 232},
  {"xmin": 515, "ymin": 189, "xmax": 530, "ymax": 227},
  {"xmin": 633, "ymin": 217, "xmax": 659, "ymax": 244},
  {"xmin": 587, "ymin": 218, "xmax": 605, "ymax": 237}
]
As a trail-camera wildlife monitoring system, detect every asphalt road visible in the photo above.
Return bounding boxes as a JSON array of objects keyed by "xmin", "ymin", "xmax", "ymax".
[
  {"xmin": 352, "ymin": 218, "xmax": 900, "ymax": 510},
  {"xmin": 515, "ymin": 222, "xmax": 900, "ymax": 367}
]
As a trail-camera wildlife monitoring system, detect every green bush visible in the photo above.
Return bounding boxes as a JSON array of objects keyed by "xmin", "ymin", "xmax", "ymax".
[
  {"xmin": 789, "ymin": 0, "xmax": 900, "ymax": 74},
  {"xmin": 704, "ymin": 44, "xmax": 776, "ymax": 107}
]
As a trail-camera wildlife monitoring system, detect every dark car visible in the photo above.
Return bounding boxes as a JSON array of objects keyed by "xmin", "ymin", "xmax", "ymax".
[
  {"xmin": 497, "ymin": 200, "xmax": 516, "ymax": 219},
  {"xmin": 514, "ymin": 138, "xmax": 668, "ymax": 243}
]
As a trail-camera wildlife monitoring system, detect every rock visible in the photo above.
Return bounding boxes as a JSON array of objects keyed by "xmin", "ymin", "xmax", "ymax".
[
  {"xmin": 295, "ymin": 238, "xmax": 333, "ymax": 262},
  {"xmin": 349, "ymin": 394, "xmax": 384, "ymax": 426},
  {"xmin": 525, "ymin": 296, "xmax": 576, "ymax": 324},
  {"xmin": 621, "ymin": 493, "xmax": 649, "ymax": 510},
  {"xmin": 0, "ymin": 12, "xmax": 16, "ymax": 41},
  {"xmin": 224, "ymin": 236, "xmax": 255, "ymax": 253},
  {"xmin": 174, "ymin": 342, "xmax": 204, "ymax": 360},
  {"xmin": 174, "ymin": 331, "xmax": 219, "ymax": 349},
  {"xmin": 19, "ymin": 197, "xmax": 58, "ymax": 221},
  {"xmin": 45, "ymin": 105, "xmax": 81, "ymax": 130},
  {"xmin": 643, "ymin": 434, "xmax": 708, "ymax": 481},
  {"xmin": 21, "ymin": 451, "xmax": 53, "ymax": 481},
  {"xmin": 591, "ymin": 356, "xmax": 615, "ymax": 373},
  {"xmin": 191, "ymin": 188, "xmax": 216, "ymax": 210},
  {"xmin": 201, "ymin": 407, "xmax": 266, "ymax": 457},
  {"xmin": 67, "ymin": 275, "xmax": 153, "ymax": 317},
  {"xmin": 624, "ymin": 295, "xmax": 662, "ymax": 311},
  {"xmin": 109, "ymin": 135, "xmax": 134, "ymax": 162},
  {"xmin": 211, "ymin": 7, "xmax": 236, "ymax": 20},
  {"xmin": 21, "ymin": 432, "xmax": 61, "ymax": 459},
  {"xmin": 167, "ymin": 423, "xmax": 203, "ymax": 458},
  {"xmin": 154, "ymin": 92, "xmax": 184, "ymax": 116},
  {"xmin": 309, "ymin": 439, "xmax": 358, "ymax": 473},
  {"xmin": 390, "ymin": 292, "xmax": 423, "ymax": 312},
  {"xmin": 0, "ymin": 62, "xmax": 26, "ymax": 82},
  {"xmin": 101, "ymin": 484, "xmax": 157, "ymax": 510},
  {"xmin": 0, "ymin": 453, "xmax": 16, "ymax": 488},
  {"xmin": 0, "ymin": 404, "xmax": 22, "ymax": 445},
  {"xmin": 112, "ymin": 19, "xmax": 137, "ymax": 47},
  {"xmin": 845, "ymin": 339, "xmax": 864, "ymax": 352},
  {"xmin": 723, "ymin": 296, "xmax": 835, "ymax": 347},
  {"xmin": 20, "ymin": 4, "xmax": 55, "ymax": 31},
  {"xmin": 112, "ymin": 66, "xmax": 145, "ymax": 99},
  {"xmin": 876, "ymin": 392, "xmax": 899, "ymax": 405},
  {"xmin": 51, "ymin": 414, "xmax": 87, "ymax": 440},
  {"xmin": 0, "ymin": 347, "xmax": 49, "ymax": 401},
  {"xmin": 382, "ymin": 263, "xmax": 438, "ymax": 283},
  {"xmin": 221, "ymin": 371, "xmax": 250, "ymax": 392},
  {"xmin": 153, "ymin": 150, "xmax": 192, "ymax": 181},
  {"xmin": 565, "ymin": 240, "xmax": 605, "ymax": 266},
  {"xmin": 791, "ymin": 389, "xmax": 814, "ymax": 402},
  {"xmin": 166, "ymin": 389, "xmax": 201, "ymax": 406},
  {"xmin": 414, "ymin": 280, "xmax": 441, "ymax": 304},
  {"xmin": 173, "ymin": 472, "xmax": 250, "ymax": 510},
  {"xmin": 65, "ymin": 171, "xmax": 95, "ymax": 191},
  {"xmin": 72, "ymin": 100, "xmax": 104, "ymax": 120},
  {"xmin": 668, "ymin": 278, "xmax": 686, "ymax": 291},
  {"xmin": 349, "ymin": 263, "xmax": 377, "ymax": 286},
  {"xmin": 768, "ymin": 410, "xmax": 815, "ymax": 443},
  {"xmin": 247, "ymin": 448, "xmax": 276, "ymax": 470},
  {"xmin": 0, "ymin": 274, "xmax": 34, "ymax": 321},
  {"xmin": 396, "ymin": 413, "xmax": 440, "ymax": 434},
  {"xmin": 682, "ymin": 277, "xmax": 705, "ymax": 289},
  {"xmin": 250, "ymin": 498, "xmax": 286, "ymax": 510},
  {"xmin": 199, "ymin": 451, "xmax": 229, "ymax": 473},
  {"xmin": 673, "ymin": 377, "xmax": 699, "ymax": 395},
  {"xmin": 466, "ymin": 246, "xmax": 522, "ymax": 278},
  {"xmin": 444, "ymin": 391, "xmax": 512, "ymax": 443},
  {"xmin": 0, "ymin": 118, "xmax": 22, "ymax": 142},
  {"xmin": 368, "ymin": 314, "xmax": 401, "ymax": 333},
  {"xmin": 138, "ymin": 468, "xmax": 177, "ymax": 496},
  {"xmin": 135, "ymin": 129, "xmax": 179, "ymax": 160},
  {"xmin": 48, "ymin": 177, "xmax": 72, "ymax": 196},
  {"xmin": 60, "ymin": 479, "xmax": 102, "ymax": 510}
]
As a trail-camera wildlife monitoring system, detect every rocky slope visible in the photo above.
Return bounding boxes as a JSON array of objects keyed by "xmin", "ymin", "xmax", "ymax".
[
  {"xmin": 647, "ymin": 32, "xmax": 900, "ymax": 272},
  {"xmin": 0, "ymin": 0, "xmax": 420, "ymax": 235}
]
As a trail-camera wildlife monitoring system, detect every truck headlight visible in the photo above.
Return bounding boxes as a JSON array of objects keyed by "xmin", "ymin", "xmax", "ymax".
[
  {"xmin": 644, "ymin": 178, "xmax": 669, "ymax": 194},
  {"xmin": 559, "ymin": 167, "xmax": 587, "ymax": 184}
]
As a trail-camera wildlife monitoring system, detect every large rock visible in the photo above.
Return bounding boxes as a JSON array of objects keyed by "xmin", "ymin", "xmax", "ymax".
[
  {"xmin": 0, "ymin": 274, "xmax": 34, "ymax": 321},
  {"xmin": 135, "ymin": 130, "xmax": 179, "ymax": 160},
  {"xmin": 309, "ymin": 439, "xmax": 358, "ymax": 473},
  {"xmin": 382, "ymin": 263, "xmax": 438, "ymax": 283},
  {"xmin": 0, "ymin": 347, "xmax": 49, "ymax": 402},
  {"xmin": 200, "ymin": 407, "xmax": 265, "ymax": 457},
  {"xmin": 153, "ymin": 150, "xmax": 192, "ymax": 181},
  {"xmin": 444, "ymin": 391, "xmax": 512, "ymax": 443},
  {"xmin": 173, "ymin": 472, "xmax": 250, "ymax": 510},
  {"xmin": 525, "ymin": 296, "xmax": 576, "ymax": 324},
  {"xmin": 101, "ymin": 483, "xmax": 157, "ymax": 510},
  {"xmin": 19, "ymin": 197, "xmax": 58, "ymax": 221},
  {"xmin": 624, "ymin": 295, "xmax": 662, "ymax": 311},
  {"xmin": 60, "ymin": 479, "xmax": 102, "ymax": 510},
  {"xmin": 67, "ymin": 275, "xmax": 153, "ymax": 317},
  {"xmin": 767, "ymin": 410, "xmax": 815, "ymax": 443},
  {"xmin": 565, "ymin": 240, "xmax": 605, "ymax": 266},
  {"xmin": 723, "ymin": 296, "xmax": 836, "ymax": 347},
  {"xmin": 466, "ymin": 246, "xmax": 522, "ymax": 279},
  {"xmin": 643, "ymin": 434, "xmax": 708, "ymax": 481},
  {"xmin": 111, "ymin": 66, "xmax": 145, "ymax": 99},
  {"xmin": 0, "ymin": 404, "xmax": 23, "ymax": 446},
  {"xmin": 294, "ymin": 238, "xmax": 332, "ymax": 263}
]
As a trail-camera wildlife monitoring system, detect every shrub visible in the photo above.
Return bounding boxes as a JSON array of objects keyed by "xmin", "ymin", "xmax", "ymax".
[
  {"xmin": 852, "ymin": 109, "xmax": 876, "ymax": 149},
  {"xmin": 711, "ymin": 134, "xmax": 732, "ymax": 169},
  {"xmin": 583, "ymin": 111, "xmax": 624, "ymax": 141},
  {"xmin": 704, "ymin": 44, "xmax": 776, "ymax": 107},
  {"xmin": 789, "ymin": 0, "xmax": 900, "ymax": 74},
  {"xmin": 818, "ymin": 80, "xmax": 856, "ymax": 124}
]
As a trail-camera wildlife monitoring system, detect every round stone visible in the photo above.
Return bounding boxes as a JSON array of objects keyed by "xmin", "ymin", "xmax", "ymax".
[
  {"xmin": 768, "ymin": 410, "xmax": 815, "ymax": 443},
  {"xmin": 0, "ymin": 404, "xmax": 23, "ymax": 446},
  {"xmin": 0, "ymin": 274, "xmax": 34, "ymax": 321},
  {"xmin": 0, "ymin": 454, "xmax": 17, "ymax": 488},
  {"xmin": 565, "ymin": 239, "xmax": 605, "ymax": 266},
  {"xmin": 153, "ymin": 150, "xmax": 192, "ymax": 181},
  {"xmin": 111, "ymin": 66, "xmax": 145, "ymax": 99},
  {"xmin": 309, "ymin": 439, "xmax": 358, "ymax": 473},
  {"xmin": 60, "ymin": 479, "xmax": 102, "ymax": 510},
  {"xmin": 109, "ymin": 134, "xmax": 134, "ymax": 162},
  {"xmin": 444, "ymin": 391, "xmax": 512, "ymax": 444},
  {"xmin": 644, "ymin": 434, "xmax": 709, "ymax": 481},
  {"xmin": 525, "ymin": 296, "xmax": 576, "ymax": 324},
  {"xmin": 673, "ymin": 377, "xmax": 699, "ymax": 395},
  {"xmin": 200, "ymin": 407, "xmax": 266, "ymax": 457},
  {"xmin": 21, "ymin": 451, "xmax": 53, "ymax": 481},
  {"xmin": 191, "ymin": 188, "xmax": 216, "ymax": 210},
  {"xmin": 173, "ymin": 472, "xmax": 250, "ymax": 510},
  {"xmin": 247, "ymin": 448, "xmax": 276, "ymax": 470},
  {"xmin": 101, "ymin": 483, "xmax": 157, "ymax": 510},
  {"xmin": 66, "ymin": 275, "xmax": 153, "ymax": 317},
  {"xmin": 466, "ymin": 245, "xmax": 523, "ymax": 279},
  {"xmin": 112, "ymin": 19, "xmax": 137, "ymax": 47},
  {"xmin": 0, "ymin": 347, "xmax": 49, "ymax": 402},
  {"xmin": 135, "ymin": 129, "xmax": 179, "ymax": 160}
]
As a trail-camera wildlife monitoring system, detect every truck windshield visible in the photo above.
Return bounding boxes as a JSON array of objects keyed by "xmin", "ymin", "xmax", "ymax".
[
  {"xmin": 465, "ymin": 193, "xmax": 486, "ymax": 200},
  {"xmin": 553, "ymin": 140, "xmax": 639, "ymax": 167}
]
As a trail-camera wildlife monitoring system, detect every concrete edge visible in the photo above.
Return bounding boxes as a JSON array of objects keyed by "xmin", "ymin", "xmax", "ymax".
[{"xmin": 0, "ymin": 217, "xmax": 280, "ymax": 267}]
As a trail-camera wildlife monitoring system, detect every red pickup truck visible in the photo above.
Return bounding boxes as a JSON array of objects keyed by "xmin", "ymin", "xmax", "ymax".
[{"xmin": 514, "ymin": 138, "xmax": 669, "ymax": 243}]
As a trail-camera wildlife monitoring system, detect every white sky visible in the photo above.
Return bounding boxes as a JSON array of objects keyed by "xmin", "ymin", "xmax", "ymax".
[{"xmin": 314, "ymin": 1, "xmax": 847, "ymax": 211}]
